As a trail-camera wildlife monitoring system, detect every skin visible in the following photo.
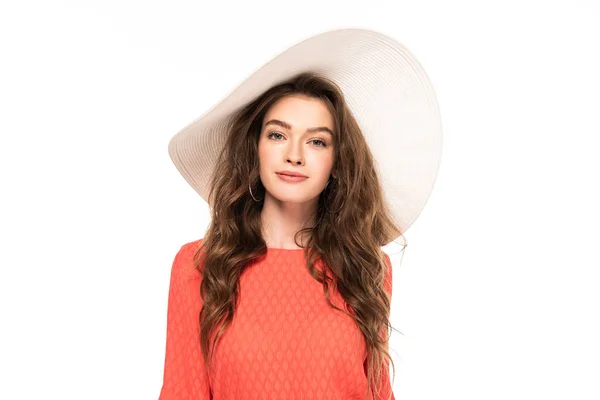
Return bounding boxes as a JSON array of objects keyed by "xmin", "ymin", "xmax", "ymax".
[{"xmin": 257, "ymin": 94, "xmax": 336, "ymax": 249}]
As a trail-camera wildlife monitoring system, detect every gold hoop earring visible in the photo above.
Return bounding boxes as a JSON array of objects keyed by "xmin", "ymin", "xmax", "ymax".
[{"xmin": 249, "ymin": 180, "xmax": 263, "ymax": 202}]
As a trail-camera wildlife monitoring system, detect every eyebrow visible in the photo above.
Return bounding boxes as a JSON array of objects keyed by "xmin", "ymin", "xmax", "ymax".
[{"xmin": 263, "ymin": 119, "xmax": 334, "ymax": 136}]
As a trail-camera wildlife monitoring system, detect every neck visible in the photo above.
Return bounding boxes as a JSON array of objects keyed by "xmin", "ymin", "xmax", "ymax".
[{"xmin": 260, "ymin": 192, "xmax": 318, "ymax": 249}]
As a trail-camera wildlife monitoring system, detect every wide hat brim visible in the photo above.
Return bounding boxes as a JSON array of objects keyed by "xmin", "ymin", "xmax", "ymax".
[{"xmin": 168, "ymin": 28, "xmax": 443, "ymax": 245}]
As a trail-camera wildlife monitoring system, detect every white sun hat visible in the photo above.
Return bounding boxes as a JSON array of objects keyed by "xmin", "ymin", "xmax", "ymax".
[{"xmin": 168, "ymin": 27, "xmax": 443, "ymax": 244}]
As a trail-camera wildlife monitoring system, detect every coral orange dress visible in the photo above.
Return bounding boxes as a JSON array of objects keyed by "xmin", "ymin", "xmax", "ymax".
[{"xmin": 159, "ymin": 239, "xmax": 395, "ymax": 399}]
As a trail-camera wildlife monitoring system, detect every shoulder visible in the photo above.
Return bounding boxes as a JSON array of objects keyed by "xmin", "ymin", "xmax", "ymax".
[
  {"xmin": 382, "ymin": 250, "xmax": 393, "ymax": 295},
  {"xmin": 170, "ymin": 238, "xmax": 205, "ymax": 282},
  {"xmin": 382, "ymin": 251, "xmax": 391, "ymax": 268}
]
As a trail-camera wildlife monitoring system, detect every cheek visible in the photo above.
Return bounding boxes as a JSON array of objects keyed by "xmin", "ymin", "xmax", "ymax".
[
  {"xmin": 309, "ymin": 153, "xmax": 334, "ymax": 173},
  {"xmin": 257, "ymin": 146, "xmax": 276, "ymax": 171},
  {"xmin": 257, "ymin": 142, "xmax": 267, "ymax": 164}
]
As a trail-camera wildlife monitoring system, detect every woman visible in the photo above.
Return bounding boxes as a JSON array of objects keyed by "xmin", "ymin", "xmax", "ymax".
[{"xmin": 159, "ymin": 28, "xmax": 442, "ymax": 400}]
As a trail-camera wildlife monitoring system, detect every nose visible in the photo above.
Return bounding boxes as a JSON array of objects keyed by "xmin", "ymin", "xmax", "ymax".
[
  {"xmin": 287, "ymin": 156, "xmax": 304, "ymax": 166},
  {"xmin": 285, "ymin": 142, "xmax": 304, "ymax": 166}
]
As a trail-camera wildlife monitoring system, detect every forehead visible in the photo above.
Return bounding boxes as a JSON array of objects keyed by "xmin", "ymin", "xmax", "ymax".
[{"xmin": 263, "ymin": 95, "xmax": 334, "ymax": 127}]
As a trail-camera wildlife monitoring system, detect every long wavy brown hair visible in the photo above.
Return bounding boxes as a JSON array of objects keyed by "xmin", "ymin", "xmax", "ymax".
[{"xmin": 192, "ymin": 71, "xmax": 405, "ymax": 399}]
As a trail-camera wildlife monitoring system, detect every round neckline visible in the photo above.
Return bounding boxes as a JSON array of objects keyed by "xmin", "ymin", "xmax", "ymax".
[{"xmin": 266, "ymin": 247, "xmax": 309, "ymax": 251}]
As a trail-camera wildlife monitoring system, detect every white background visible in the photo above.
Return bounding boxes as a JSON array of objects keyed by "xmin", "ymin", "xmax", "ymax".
[{"xmin": 1, "ymin": 0, "xmax": 599, "ymax": 399}]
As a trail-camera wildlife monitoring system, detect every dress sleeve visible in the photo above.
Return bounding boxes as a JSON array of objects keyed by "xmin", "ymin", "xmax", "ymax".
[
  {"xmin": 158, "ymin": 244, "xmax": 212, "ymax": 400},
  {"xmin": 364, "ymin": 252, "xmax": 395, "ymax": 400}
]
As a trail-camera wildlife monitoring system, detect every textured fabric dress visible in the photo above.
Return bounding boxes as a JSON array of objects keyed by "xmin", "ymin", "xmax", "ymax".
[{"xmin": 158, "ymin": 239, "xmax": 395, "ymax": 399}]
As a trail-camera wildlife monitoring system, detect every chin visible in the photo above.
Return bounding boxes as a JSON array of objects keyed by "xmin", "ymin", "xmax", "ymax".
[
  {"xmin": 266, "ymin": 188, "xmax": 316, "ymax": 204},
  {"xmin": 272, "ymin": 194, "xmax": 308, "ymax": 203}
]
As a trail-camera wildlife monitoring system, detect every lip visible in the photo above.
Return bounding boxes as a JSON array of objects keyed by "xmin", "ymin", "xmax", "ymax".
[
  {"xmin": 276, "ymin": 172, "xmax": 308, "ymax": 183},
  {"xmin": 277, "ymin": 170, "xmax": 308, "ymax": 178}
]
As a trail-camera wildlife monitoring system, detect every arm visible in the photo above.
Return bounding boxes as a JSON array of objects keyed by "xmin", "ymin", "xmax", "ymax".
[
  {"xmin": 363, "ymin": 252, "xmax": 395, "ymax": 400},
  {"xmin": 158, "ymin": 244, "xmax": 212, "ymax": 400}
]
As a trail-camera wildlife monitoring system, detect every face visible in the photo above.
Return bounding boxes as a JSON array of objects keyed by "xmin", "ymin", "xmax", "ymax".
[{"xmin": 257, "ymin": 94, "xmax": 335, "ymax": 206}]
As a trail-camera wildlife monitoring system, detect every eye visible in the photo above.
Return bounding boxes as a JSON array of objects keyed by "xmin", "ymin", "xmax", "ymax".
[
  {"xmin": 310, "ymin": 139, "xmax": 327, "ymax": 147},
  {"xmin": 267, "ymin": 132, "xmax": 327, "ymax": 148},
  {"xmin": 267, "ymin": 132, "xmax": 284, "ymax": 140}
]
